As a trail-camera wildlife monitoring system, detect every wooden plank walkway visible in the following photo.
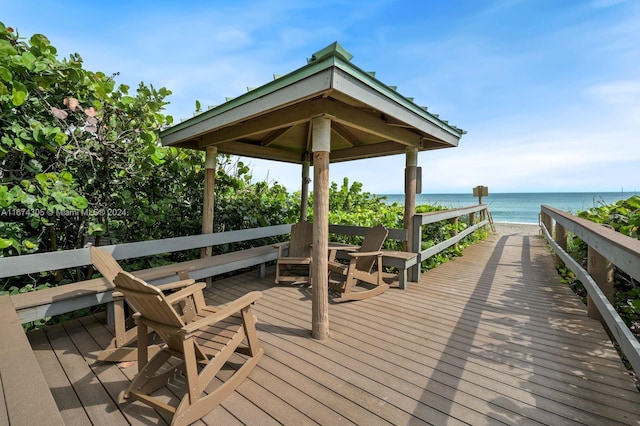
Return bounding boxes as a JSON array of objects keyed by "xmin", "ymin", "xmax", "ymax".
[{"xmin": 26, "ymin": 232, "xmax": 640, "ymax": 425}]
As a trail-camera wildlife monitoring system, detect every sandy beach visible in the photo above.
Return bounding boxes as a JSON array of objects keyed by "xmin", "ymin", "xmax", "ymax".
[{"xmin": 493, "ymin": 222, "xmax": 541, "ymax": 236}]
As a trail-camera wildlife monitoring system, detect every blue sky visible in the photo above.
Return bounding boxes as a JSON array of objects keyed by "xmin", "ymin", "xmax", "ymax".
[{"xmin": 4, "ymin": 0, "xmax": 639, "ymax": 194}]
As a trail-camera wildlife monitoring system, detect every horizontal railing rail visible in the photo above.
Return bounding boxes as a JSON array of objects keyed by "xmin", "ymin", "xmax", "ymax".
[
  {"xmin": 0, "ymin": 224, "xmax": 293, "ymax": 279},
  {"xmin": 540, "ymin": 205, "xmax": 640, "ymax": 375},
  {"xmin": 329, "ymin": 223, "xmax": 407, "ymax": 242},
  {"xmin": 410, "ymin": 204, "xmax": 491, "ymax": 282}
]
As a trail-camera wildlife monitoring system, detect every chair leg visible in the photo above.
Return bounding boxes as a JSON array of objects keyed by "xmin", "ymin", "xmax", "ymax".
[
  {"xmin": 172, "ymin": 312, "xmax": 264, "ymax": 426},
  {"xmin": 172, "ymin": 349, "xmax": 263, "ymax": 426},
  {"xmin": 335, "ymin": 283, "xmax": 390, "ymax": 302},
  {"xmin": 119, "ymin": 350, "xmax": 174, "ymax": 403}
]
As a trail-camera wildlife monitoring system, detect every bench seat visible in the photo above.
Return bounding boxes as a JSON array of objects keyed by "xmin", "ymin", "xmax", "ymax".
[
  {"xmin": 381, "ymin": 250, "xmax": 418, "ymax": 289},
  {"xmin": 0, "ymin": 296, "xmax": 65, "ymax": 425}
]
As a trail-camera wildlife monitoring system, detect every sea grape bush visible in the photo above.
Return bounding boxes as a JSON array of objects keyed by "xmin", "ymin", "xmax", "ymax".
[
  {"xmin": 0, "ymin": 22, "xmax": 298, "ymax": 293},
  {"xmin": 578, "ymin": 195, "xmax": 640, "ymax": 239},
  {"xmin": 563, "ymin": 196, "xmax": 640, "ymax": 338}
]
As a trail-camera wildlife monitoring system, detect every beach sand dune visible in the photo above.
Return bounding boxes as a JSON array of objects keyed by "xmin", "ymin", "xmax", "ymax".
[{"xmin": 493, "ymin": 222, "xmax": 540, "ymax": 236}]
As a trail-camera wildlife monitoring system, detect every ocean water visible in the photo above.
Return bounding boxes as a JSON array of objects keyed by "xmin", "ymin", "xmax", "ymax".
[{"xmin": 379, "ymin": 192, "xmax": 637, "ymax": 224}]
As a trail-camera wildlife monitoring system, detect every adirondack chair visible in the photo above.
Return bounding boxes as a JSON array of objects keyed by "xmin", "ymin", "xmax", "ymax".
[
  {"xmin": 90, "ymin": 246, "xmax": 197, "ymax": 362},
  {"xmin": 273, "ymin": 221, "xmax": 313, "ymax": 285},
  {"xmin": 328, "ymin": 224, "xmax": 390, "ymax": 301},
  {"xmin": 113, "ymin": 271, "xmax": 263, "ymax": 426}
]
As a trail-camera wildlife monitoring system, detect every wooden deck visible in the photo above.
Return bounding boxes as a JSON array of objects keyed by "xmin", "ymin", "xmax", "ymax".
[{"xmin": 26, "ymin": 232, "xmax": 640, "ymax": 425}]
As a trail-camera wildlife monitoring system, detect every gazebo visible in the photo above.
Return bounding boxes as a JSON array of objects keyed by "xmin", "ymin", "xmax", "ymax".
[{"xmin": 160, "ymin": 42, "xmax": 465, "ymax": 339}]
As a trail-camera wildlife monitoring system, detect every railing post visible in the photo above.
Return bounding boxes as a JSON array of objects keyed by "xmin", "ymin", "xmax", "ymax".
[
  {"xmin": 451, "ymin": 217, "xmax": 459, "ymax": 250},
  {"xmin": 410, "ymin": 215, "xmax": 422, "ymax": 282},
  {"xmin": 540, "ymin": 209, "xmax": 552, "ymax": 235},
  {"xmin": 202, "ymin": 146, "xmax": 217, "ymax": 259},
  {"xmin": 587, "ymin": 246, "xmax": 614, "ymax": 321},
  {"xmin": 554, "ymin": 222, "xmax": 567, "ymax": 267},
  {"xmin": 469, "ymin": 211, "xmax": 476, "ymax": 226}
]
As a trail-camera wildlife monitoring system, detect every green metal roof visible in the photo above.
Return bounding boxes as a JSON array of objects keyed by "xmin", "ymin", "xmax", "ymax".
[{"xmin": 160, "ymin": 42, "xmax": 465, "ymax": 164}]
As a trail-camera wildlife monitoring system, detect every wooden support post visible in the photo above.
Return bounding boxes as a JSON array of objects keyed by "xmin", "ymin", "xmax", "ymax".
[
  {"xmin": 410, "ymin": 215, "xmax": 422, "ymax": 283},
  {"xmin": 541, "ymin": 211, "xmax": 552, "ymax": 236},
  {"xmin": 404, "ymin": 148, "xmax": 417, "ymax": 253},
  {"xmin": 587, "ymin": 247, "xmax": 614, "ymax": 321},
  {"xmin": 311, "ymin": 116, "xmax": 330, "ymax": 340},
  {"xmin": 451, "ymin": 217, "xmax": 459, "ymax": 250},
  {"xmin": 554, "ymin": 223, "xmax": 567, "ymax": 267},
  {"xmin": 300, "ymin": 156, "xmax": 310, "ymax": 222},
  {"xmin": 202, "ymin": 146, "xmax": 217, "ymax": 258}
]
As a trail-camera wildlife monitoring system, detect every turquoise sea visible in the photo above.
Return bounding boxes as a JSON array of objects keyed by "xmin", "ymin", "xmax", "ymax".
[{"xmin": 379, "ymin": 192, "xmax": 637, "ymax": 224}]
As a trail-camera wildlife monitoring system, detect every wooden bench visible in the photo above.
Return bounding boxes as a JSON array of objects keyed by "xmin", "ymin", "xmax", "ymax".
[
  {"xmin": 11, "ymin": 244, "xmax": 280, "ymax": 323},
  {"xmin": 380, "ymin": 250, "xmax": 418, "ymax": 289},
  {"xmin": 7, "ymin": 225, "xmax": 293, "ymax": 324},
  {"xmin": 0, "ymin": 296, "xmax": 65, "ymax": 425}
]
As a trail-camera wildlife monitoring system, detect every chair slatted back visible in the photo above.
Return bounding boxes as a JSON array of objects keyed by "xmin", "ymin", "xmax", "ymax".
[
  {"xmin": 356, "ymin": 225, "xmax": 388, "ymax": 272},
  {"xmin": 90, "ymin": 246, "xmax": 122, "ymax": 285},
  {"xmin": 113, "ymin": 271, "xmax": 186, "ymax": 351},
  {"xmin": 288, "ymin": 221, "xmax": 313, "ymax": 258}
]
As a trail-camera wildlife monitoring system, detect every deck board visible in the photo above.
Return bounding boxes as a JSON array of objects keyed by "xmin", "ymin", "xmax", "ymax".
[{"xmin": 26, "ymin": 232, "xmax": 640, "ymax": 425}]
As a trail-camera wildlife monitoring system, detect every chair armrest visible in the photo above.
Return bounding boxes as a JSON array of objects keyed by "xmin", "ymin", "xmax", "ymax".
[
  {"xmin": 164, "ymin": 282, "xmax": 207, "ymax": 305},
  {"xmin": 273, "ymin": 242, "xmax": 289, "ymax": 257},
  {"xmin": 347, "ymin": 250, "xmax": 383, "ymax": 258},
  {"xmin": 180, "ymin": 291, "xmax": 262, "ymax": 337},
  {"xmin": 328, "ymin": 244, "xmax": 358, "ymax": 252},
  {"xmin": 156, "ymin": 279, "xmax": 196, "ymax": 292},
  {"xmin": 328, "ymin": 244, "xmax": 358, "ymax": 262}
]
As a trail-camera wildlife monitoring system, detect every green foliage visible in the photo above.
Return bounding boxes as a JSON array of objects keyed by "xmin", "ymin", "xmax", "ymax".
[
  {"xmin": 0, "ymin": 22, "xmax": 178, "ymax": 257},
  {"xmin": 563, "ymin": 195, "xmax": 640, "ymax": 334},
  {"xmin": 578, "ymin": 195, "xmax": 640, "ymax": 238},
  {"xmin": 0, "ymin": 22, "xmax": 299, "ymax": 289},
  {"xmin": 324, "ymin": 178, "xmax": 405, "ymax": 230}
]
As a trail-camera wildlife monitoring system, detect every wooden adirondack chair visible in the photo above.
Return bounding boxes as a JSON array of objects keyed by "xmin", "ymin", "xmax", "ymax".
[
  {"xmin": 273, "ymin": 221, "xmax": 313, "ymax": 284},
  {"xmin": 328, "ymin": 224, "xmax": 390, "ymax": 301},
  {"xmin": 113, "ymin": 271, "xmax": 263, "ymax": 426},
  {"xmin": 90, "ymin": 246, "xmax": 197, "ymax": 362}
]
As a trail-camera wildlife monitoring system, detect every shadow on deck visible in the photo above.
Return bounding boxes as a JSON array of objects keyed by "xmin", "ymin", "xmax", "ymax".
[{"xmin": 27, "ymin": 233, "xmax": 640, "ymax": 425}]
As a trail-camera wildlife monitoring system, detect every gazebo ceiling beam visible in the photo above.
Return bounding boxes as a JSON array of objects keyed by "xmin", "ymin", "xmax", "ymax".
[
  {"xmin": 331, "ymin": 122, "xmax": 361, "ymax": 147},
  {"xmin": 327, "ymin": 100, "xmax": 422, "ymax": 148},
  {"xmin": 330, "ymin": 141, "xmax": 407, "ymax": 162},
  {"xmin": 215, "ymin": 141, "xmax": 303, "ymax": 163},
  {"xmin": 262, "ymin": 127, "xmax": 291, "ymax": 147},
  {"xmin": 196, "ymin": 99, "xmax": 322, "ymax": 149}
]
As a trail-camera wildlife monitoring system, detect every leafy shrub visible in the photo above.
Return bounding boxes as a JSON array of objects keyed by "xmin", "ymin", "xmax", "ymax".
[{"xmin": 560, "ymin": 196, "xmax": 640, "ymax": 337}]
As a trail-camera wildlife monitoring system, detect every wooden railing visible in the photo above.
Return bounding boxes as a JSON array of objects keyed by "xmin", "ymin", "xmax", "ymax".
[
  {"xmin": 410, "ymin": 204, "xmax": 491, "ymax": 282},
  {"xmin": 2, "ymin": 214, "xmax": 493, "ymax": 322},
  {"xmin": 2, "ymin": 224, "xmax": 293, "ymax": 323},
  {"xmin": 540, "ymin": 205, "xmax": 640, "ymax": 375},
  {"xmin": 2, "ymin": 224, "xmax": 413, "ymax": 321}
]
